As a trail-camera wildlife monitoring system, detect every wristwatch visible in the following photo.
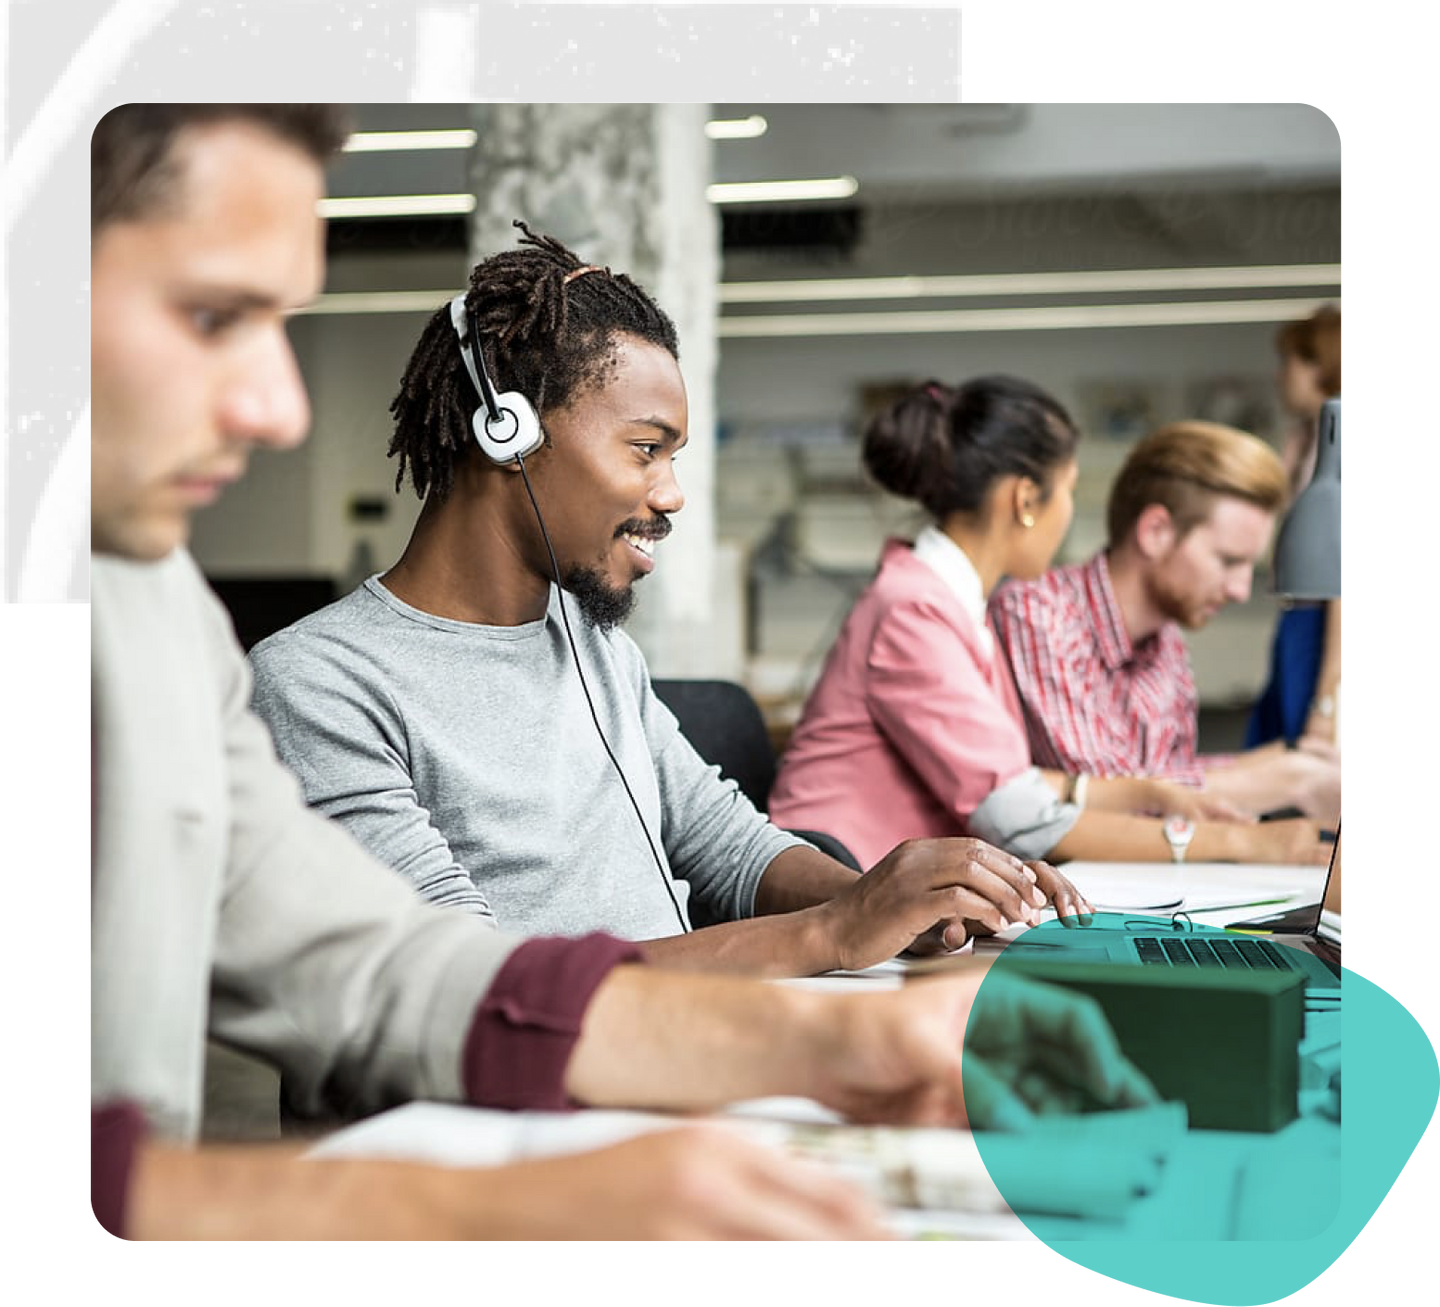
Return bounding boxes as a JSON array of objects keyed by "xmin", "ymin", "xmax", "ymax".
[{"xmin": 1162, "ymin": 815, "xmax": 1195, "ymax": 864}]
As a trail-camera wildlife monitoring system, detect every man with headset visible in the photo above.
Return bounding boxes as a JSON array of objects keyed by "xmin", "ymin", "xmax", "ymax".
[
  {"xmin": 91, "ymin": 102, "xmax": 1151, "ymax": 1239},
  {"xmin": 249, "ymin": 224, "xmax": 1092, "ymax": 974}
]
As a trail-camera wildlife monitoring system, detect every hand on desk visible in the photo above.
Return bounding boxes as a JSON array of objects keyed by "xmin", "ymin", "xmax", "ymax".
[
  {"xmin": 476, "ymin": 1126, "xmax": 892, "ymax": 1239},
  {"xmin": 806, "ymin": 967, "xmax": 1155, "ymax": 1131},
  {"xmin": 820, "ymin": 838, "xmax": 1090, "ymax": 968},
  {"xmin": 958, "ymin": 971, "xmax": 1161, "ymax": 1128},
  {"xmin": 1201, "ymin": 739, "xmax": 1340, "ymax": 824},
  {"xmin": 1231, "ymin": 816, "xmax": 1331, "ymax": 865}
]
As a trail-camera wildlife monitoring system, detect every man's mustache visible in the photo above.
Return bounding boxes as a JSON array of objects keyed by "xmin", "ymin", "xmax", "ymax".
[{"xmin": 615, "ymin": 515, "xmax": 673, "ymax": 542}]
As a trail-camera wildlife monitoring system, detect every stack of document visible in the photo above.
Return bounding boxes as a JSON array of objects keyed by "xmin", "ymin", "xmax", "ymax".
[{"xmin": 754, "ymin": 1103, "xmax": 1186, "ymax": 1221}]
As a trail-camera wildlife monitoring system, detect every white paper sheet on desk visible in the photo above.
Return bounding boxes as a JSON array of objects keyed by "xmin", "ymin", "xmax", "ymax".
[
  {"xmin": 982, "ymin": 866, "xmax": 1312, "ymax": 943},
  {"xmin": 749, "ymin": 1103, "xmax": 1188, "ymax": 1221},
  {"xmin": 1060, "ymin": 861, "xmax": 1319, "ymax": 913},
  {"xmin": 307, "ymin": 1101, "xmax": 671, "ymax": 1169},
  {"xmin": 309, "ymin": 1098, "xmax": 1187, "ymax": 1225}
]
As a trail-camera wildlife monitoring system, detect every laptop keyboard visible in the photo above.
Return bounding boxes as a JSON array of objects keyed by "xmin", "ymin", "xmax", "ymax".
[{"xmin": 1133, "ymin": 935, "xmax": 1294, "ymax": 970}]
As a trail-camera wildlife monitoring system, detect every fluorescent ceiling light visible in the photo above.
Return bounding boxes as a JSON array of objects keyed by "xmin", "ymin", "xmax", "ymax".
[
  {"xmin": 317, "ymin": 193, "xmax": 477, "ymax": 219},
  {"xmin": 707, "ymin": 176, "xmax": 858, "ymax": 204},
  {"xmin": 718, "ymin": 298, "xmax": 1338, "ymax": 338},
  {"xmin": 303, "ymin": 292, "xmax": 1336, "ymax": 331},
  {"xmin": 705, "ymin": 115, "xmax": 768, "ymax": 140},
  {"xmin": 342, "ymin": 129, "xmax": 478, "ymax": 152},
  {"xmin": 297, "ymin": 291, "xmax": 453, "ymax": 316},
  {"xmin": 720, "ymin": 264, "xmax": 1341, "ymax": 304}
]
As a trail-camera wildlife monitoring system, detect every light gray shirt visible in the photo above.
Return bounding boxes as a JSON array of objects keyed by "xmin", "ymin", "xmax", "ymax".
[
  {"xmin": 93, "ymin": 552, "xmax": 519, "ymax": 1139},
  {"xmin": 249, "ymin": 578, "xmax": 802, "ymax": 940}
]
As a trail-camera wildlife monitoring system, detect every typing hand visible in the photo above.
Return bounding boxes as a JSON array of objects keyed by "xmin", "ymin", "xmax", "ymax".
[
  {"xmin": 821, "ymin": 837, "xmax": 1048, "ymax": 970},
  {"xmin": 1026, "ymin": 859, "xmax": 1093, "ymax": 926}
]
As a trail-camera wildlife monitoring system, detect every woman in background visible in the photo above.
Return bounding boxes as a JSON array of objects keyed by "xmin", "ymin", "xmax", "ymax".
[
  {"xmin": 1246, "ymin": 304, "xmax": 1342, "ymax": 749},
  {"xmin": 768, "ymin": 376, "xmax": 1325, "ymax": 870}
]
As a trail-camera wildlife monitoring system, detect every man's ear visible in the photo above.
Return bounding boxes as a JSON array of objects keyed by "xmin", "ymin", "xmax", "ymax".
[
  {"xmin": 504, "ymin": 423, "xmax": 554, "ymax": 474},
  {"xmin": 480, "ymin": 424, "xmax": 551, "ymax": 475},
  {"xmin": 1134, "ymin": 502, "xmax": 1177, "ymax": 559}
]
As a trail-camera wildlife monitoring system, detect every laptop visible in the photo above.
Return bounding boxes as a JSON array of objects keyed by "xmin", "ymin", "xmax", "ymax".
[{"xmin": 991, "ymin": 829, "xmax": 1342, "ymax": 995}]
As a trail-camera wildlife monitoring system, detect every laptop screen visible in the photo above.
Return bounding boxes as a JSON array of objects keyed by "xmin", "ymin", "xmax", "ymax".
[{"xmin": 1317, "ymin": 828, "xmax": 1341, "ymax": 945}]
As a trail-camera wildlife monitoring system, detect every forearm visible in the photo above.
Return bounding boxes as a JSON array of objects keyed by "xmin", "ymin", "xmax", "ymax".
[
  {"xmin": 1313, "ymin": 598, "xmax": 1342, "ymax": 703},
  {"xmin": 628, "ymin": 845, "xmax": 860, "ymax": 976},
  {"xmin": 1210, "ymin": 741, "xmax": 1288, "ymax": 769},
  {"xmin": 128, "ymin": 1140, "xmax": 482, "ymax": 1239},
  {"xmin": 1049, "ymin": 810, "xmax": 1327, "ymax": 864},
  {"xmin": 1302, "ymin": 599, "xmax": 1342, "ymax": 738},
  {"xmin": 1046, "ymin": 768, "xmax": 1169, "ymax": 816},
  {"xmin": 563, "ymin": 964, "xmax": 835, "ymax": 1110},
  {"xmin": 1201, "ymin": 755, "xmax": 1295, "ymax": 815},
  {"xmin": 1048, "ymin": 810, "xmax": 1247, "ymax": 862},
  {"xmin": 636, "ymin": 906, "xmax": 840, "ymax": 977},
  {"xmin": 753, "ymin": 843, "xmax": 862, "ymax": 914}
]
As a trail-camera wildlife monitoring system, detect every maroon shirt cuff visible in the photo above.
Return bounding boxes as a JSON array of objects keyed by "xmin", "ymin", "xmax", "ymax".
[
  {"xmin": 92, "ymin": 1101, "xmax": 148, "ymax": 1238},
  {"xmin": 463, "ymin": 933, "xmax": 646, "ymax": 1111}
]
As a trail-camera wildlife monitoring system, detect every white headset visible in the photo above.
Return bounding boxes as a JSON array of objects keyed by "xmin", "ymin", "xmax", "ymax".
[{"xmin": 448, "ymin": 293, "xmax": 544, "ymax": 464}]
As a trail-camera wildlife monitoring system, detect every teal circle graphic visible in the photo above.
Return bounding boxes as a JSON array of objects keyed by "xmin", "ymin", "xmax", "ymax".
[{"xmin": 967, "ymin": 914, "xmax": 1437, "ymax": 1303}]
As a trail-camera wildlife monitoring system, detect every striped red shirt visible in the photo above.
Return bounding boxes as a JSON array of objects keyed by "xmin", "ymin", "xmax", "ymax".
[{"xmin": 988, "ymin": 552, "xmax": 1205, "ymax": 786}]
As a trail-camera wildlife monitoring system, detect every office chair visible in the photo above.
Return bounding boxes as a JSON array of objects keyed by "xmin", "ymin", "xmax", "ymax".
[
  {"xmin": 650, "ymin": 678, "xmax": 860, "ymax": 870},
  {"xmin": 207, "ymin": 574, "xmax": 338, "ymax": 651}
]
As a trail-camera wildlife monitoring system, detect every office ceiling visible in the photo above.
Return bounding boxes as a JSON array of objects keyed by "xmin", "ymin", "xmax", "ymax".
[
  {"xmin": 330, "ymin": 102, "xmax": 1339, "ymax": 204},
  {"xmin": 322, "ymin": 103, "xmax": 1341, "ymax": 285}
]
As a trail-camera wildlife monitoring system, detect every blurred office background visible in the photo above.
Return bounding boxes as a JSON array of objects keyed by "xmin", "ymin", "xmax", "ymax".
[{"xmin": 190, "ymin": 103, "xmax": 1339, "ymax": 750}]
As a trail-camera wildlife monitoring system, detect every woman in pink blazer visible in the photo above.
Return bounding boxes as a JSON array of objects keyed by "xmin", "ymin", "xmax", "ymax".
[{"xmin": 769, "ymin": 377, "xmax": 1325, "ymax": 869}]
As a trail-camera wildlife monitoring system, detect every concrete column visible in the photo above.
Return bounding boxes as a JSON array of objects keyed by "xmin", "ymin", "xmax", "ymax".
[{"xmin": 464, "ymin": 104, "xmax": 736, "ymax": 679}]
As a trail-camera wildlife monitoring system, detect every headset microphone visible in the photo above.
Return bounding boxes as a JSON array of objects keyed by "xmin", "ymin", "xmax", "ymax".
[{"xmin": 448, "ymin": 293, "xmax": 544, "ymax": 464}]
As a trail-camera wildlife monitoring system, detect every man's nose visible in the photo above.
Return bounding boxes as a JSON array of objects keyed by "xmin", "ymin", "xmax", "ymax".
[
  {"xmin": 650, "ymin": 459, "xmax": 685, "ymax": 514},
  {"xmin": 220, "ymin": 330, "xmax": 311, "ymax": 449}
]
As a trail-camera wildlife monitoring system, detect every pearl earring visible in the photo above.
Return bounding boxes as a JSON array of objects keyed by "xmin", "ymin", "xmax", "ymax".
[{"xmin": 1020, "ymin": 512, "xmax": 1036, "ymax": 528}]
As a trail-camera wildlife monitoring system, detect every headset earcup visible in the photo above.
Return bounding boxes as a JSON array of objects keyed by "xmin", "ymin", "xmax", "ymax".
[{"xmin": 471, "ymin": 390, "xmax": 544, "ymax": 464}]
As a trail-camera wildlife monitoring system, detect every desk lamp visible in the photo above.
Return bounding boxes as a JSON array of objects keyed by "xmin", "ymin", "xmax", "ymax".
[{"xmin": 1272, "ymin": 398, "xmax": 1341, "ymax": 601}]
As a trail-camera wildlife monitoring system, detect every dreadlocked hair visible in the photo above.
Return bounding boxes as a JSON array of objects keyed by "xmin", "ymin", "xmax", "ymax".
[{"xmin": 387, "ymin": 219, "xmax": 680, "ymax": 501}]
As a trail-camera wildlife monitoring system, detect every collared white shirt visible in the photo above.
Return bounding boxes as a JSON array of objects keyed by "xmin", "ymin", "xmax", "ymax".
[{"xmin": 911, "ymin": 524, "xmax": 994, "ymax": 659}]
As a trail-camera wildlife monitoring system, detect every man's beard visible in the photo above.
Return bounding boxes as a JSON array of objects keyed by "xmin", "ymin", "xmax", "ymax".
[
  {"xmin": 1151, "ymin": 574, "xmax": 1210, "ymax": 631},
  {"xmin": 563, "ymin": 564, "xmax": 637, "ymax": 632}
]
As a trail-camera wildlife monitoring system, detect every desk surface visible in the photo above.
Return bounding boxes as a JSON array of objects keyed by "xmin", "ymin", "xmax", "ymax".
[
  {"xmin": 314, "ymin": 1095, "xmax": 1339, "ymax": 1240},
  {"xmin": 315, "ymin": 861, "xmax": 1339, "ymax": 1239}
]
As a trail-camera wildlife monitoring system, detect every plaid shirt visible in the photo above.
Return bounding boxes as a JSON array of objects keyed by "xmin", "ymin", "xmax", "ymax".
[{"xmin": 988, "ymin": 552, "xmax": 1206, "ymax": 785}]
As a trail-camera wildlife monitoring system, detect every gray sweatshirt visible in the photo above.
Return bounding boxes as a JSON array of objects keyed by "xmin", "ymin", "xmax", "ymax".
[{"xmin": 249, "ymin": 577, "xmax": 802, "ymax": 940}]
